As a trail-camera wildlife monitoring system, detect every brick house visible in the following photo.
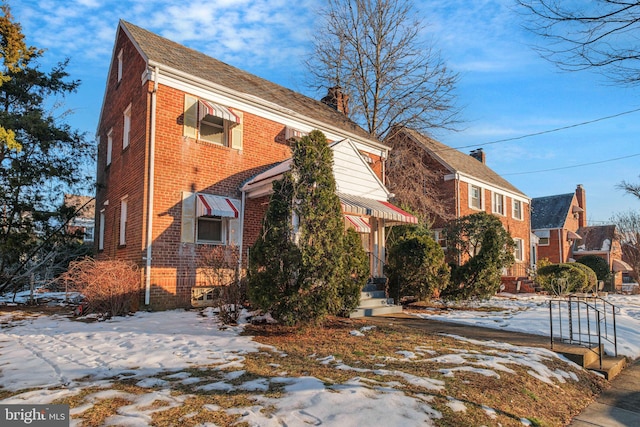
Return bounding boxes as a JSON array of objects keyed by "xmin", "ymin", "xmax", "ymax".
[
  {"xmin": 531, "ymin": 184, "xmax": 587, "ymax": 264},
  {"xmin": 95, "ymin": 21, "xmax": 415, "ymax": 309},
  {"xmin": 385, "ymin": 128, "xmax": 533, "ymax": 288},
  {"xmin": 64, "ymin": 194, "xmax": 95, "ymax": 244},
  {"xmin": 572, "ymin": 225, "xmax": 630, "ymax": 289},
  {"xmin": 532, "ymin": 185, "xmax": 631, "ymax": 289}
]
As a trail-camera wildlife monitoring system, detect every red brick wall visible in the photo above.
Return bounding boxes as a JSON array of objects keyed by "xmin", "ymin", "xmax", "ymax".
[
  {"xmin": 95, "ymin": 28, "xmax": 150, "ymax": 268},
  {"xmin": 457, "ymin": 181, "xmax": 531, "ymax": 267}
]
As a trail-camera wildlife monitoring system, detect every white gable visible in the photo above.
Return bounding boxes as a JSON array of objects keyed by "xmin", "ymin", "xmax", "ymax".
[{"xmin": 332, "ymin": 139, "xmax": 389, "ymax": 200}]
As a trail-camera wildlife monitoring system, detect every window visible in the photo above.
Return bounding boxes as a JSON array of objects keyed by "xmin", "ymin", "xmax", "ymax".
[
  {"xmin": 492, "ymin": 192, "xmax": 504, "ymax": 215},
  {"xmin": 117, "ymin": 49, "xmax": 123, "ymax": 82},
  {"xmin": 512, "ymin": 199, "xmax": 522, "ymax": 220},
  {"xmin": 200, "ymin": 115, "xmax": 226, "ymax": 145},
  {"xmin": 123, "ymin": 104, "xmax": 131, "ymax": 149},
  {"xmin": 433, "ymin": 229, "xmax": 447, "ymax": 249},
  {"xmin": 183, "ymin": 95, "xmax": 243, "ymax": 149},
  {"xmin": 197, "ymin": 216, "xmax": 224, "ymax": 243},
  {"xmin": 99, "ymin": 209, "xmax": 105, "ymax": 251},
  {"xmin": 106, "ymin": 129, "xmax": 113, "ymax": 166},
  {"xmin": 84, "ymin": 226, "xmax": 95, "ymax": 243},
  {"xmin": 119, "ymin": 196, "xmax": 128, "ymax": 246},
  {"xmin": 514, "ymin": 238, "xmax": 524, "ymax": 261},
  {"xmin": 534, "ymin": 230, "xmax": 550, "ymax": 246},
  {"xmin": 470, "ymin": 185, "xmax": 482, "ymax": 210}
]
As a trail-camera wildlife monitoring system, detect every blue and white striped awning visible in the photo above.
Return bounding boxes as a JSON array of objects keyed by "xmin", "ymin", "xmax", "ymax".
[{"xmin": 198, "ymin": 99, "xmax": 240, "ymax": 123}]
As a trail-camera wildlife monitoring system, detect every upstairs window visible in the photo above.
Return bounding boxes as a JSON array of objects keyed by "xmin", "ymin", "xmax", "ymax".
[
  {"xmin": 492, "ymin": 192, "xmax": 504, "ymax": 215},
  {"xmin": 469, "ymin": 184, "xmax": 482, "ymax": 210},
  {"xmin": 117, "ymin": 49, "xmax": 123, "ymax": 82},
  {"xmin": 513, "ymin": 199, "xmax": 523, "ymax": 220},
  {"xmin": 123, "ymin": 104, "xmax": 131, "ymax": 150},
  {"xmin": 183, "ymin": 95, "xmax": 243, "ymax": 149},
  {"xmin": 106, "ymin": 128, "xmax": 113, "ymax": 166}
]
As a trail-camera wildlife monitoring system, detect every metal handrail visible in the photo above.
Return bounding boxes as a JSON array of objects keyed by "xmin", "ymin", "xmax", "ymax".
[{"xmin": 549, "ymin": 296, "xmax": 618, "ymax": 369}]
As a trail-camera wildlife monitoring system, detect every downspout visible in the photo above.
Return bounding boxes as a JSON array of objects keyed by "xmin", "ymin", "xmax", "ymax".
[
  {"xmin": 558, "ymin": 229, "xmax": 563, "ymax": 263},
  {"xmin": 239, "ymin": 190, "xmax": 246, "ymax": 271},
  {"xmin": 144, "ymin": 66, "xmax": 159, "ymax": 305}
]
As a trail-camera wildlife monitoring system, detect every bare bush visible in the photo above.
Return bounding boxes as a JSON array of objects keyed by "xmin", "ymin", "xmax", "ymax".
[
  {"xmin": 197, "ymin": 245, "xmax": 246, "ymax": 324},
  {"xmin": 61, "ymin": 258, "xmax": 140, "ymax": 317}
]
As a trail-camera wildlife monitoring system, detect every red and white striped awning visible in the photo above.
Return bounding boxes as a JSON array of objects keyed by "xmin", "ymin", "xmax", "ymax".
[
  {"xmin": 198, "ymin": 99, "xmax": 240, "ymax": 123},
  {"xmin": 197, "ymin": 194, "xmax": 239, "ymax": 218},
  {"xmin": 339, "ymin": 193, "xmax": 417, "ymax": 224},
  {"xmin": 345, "ymin": 215, "xmax": 370, "ymax": 233}
]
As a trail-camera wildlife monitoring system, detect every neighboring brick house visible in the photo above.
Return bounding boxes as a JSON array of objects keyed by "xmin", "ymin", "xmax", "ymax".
[
  {"xmin": 95, "ymin": 21, "xmax": 415, "ymax": 309},
  {"xmin": 572, "ymin": 225, "xmax": 630, "ymax": 289},
  {"xmin": 531, "ymin": 185, "xmax": 587, "ymax": 264},
  {"xmin": 385, "ymin": 128, "xmax": 533, "ymax": 285},
  {"xmin": 64, "ymin": 194, "xmax": 95, "ymax": 244}
]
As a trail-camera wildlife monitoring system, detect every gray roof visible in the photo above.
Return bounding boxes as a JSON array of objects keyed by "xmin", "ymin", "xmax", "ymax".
[
  {"xmin": 575, "ymin": 225, "xmax": 616, "ymax": 251},
  {"xmin": 399, "ymin": 128, "xmax": 527, "ymax": 197},
  {"xmin": 531, "ymin": 193, "xmax": 574, "ymax": 229},
  {"xmin": 120, "ymin": 21, "xmax": 376, "ymax": 143}
]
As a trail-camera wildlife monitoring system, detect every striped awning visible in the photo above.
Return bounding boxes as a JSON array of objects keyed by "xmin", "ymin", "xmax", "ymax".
[
  {"xmin": 345, "ymin": 214, "xmax": 370, "ymax": 233},
  {"xmin": 567, "ymin": 230, "xmax": 582, "ymax": 240},
  {"xmin": 198, "ymin": 99, "xmax": 240, "ymax": 123},
  {"xmin": 197, "ymin": 194, "xmax": 239, "ymax": 218},
  {"xmin": 613, "ymin": 259, "xmax": 633, "ymax": 272},
  {"xmin": 339, "ymin": 193, "xmax": 417, "ymax": 224}
]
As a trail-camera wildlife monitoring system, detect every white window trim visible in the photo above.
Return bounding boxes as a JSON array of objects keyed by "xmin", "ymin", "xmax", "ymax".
[
  {"xmin": 119, "ymin": 196, "xmax": 128, "ymax": 246},
  {"xmin": 469, "ymin": 184, "xmax": 483, "ymax": 210},
  {"xmin": 512, "ymin": 199, "xmax": 523, "ymax": 220},
  {"xmin": 492, "ymin": 192, "xmax": 505, "ymax": 216},
  {"xmin": 196, "ymin": 216, "xmax": 227, "ymax": 245},
  {"xmin": 123, "ymin": 104, "xmax": 132, "ymax": 150},
  {"xmin": 98, "ymin": 209, "xmax": 105, "ymax": 251},
  {"xmin": 106, "ymin": 128, "xmax": 113, "ymax": 166},
  {"xmin": 514, "ymin": 238, "xmax": 524, "ymax": 261},
  {"xmin": 117, "ymin": 49, "xmax": 123, "ymax": 82}
]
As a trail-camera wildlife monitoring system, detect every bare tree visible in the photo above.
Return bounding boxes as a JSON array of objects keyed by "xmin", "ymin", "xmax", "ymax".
[
  {"xmin": 617, "ymin": 176, "xmax": 640, "ymax": 200},
  {"xmin": 518, "ymin": 0, "xmax": 640, "ymax": 85},
  {"xmin": 307, "ymin": 0, "xmax": 460, "ymax": 139},
  {"xmin": 385, "ymin": 131, "xmax": 455, "ymax": 224},
  {"xmin": 611, "ymin": 210, "xmax": 640, "ymax": 281}
]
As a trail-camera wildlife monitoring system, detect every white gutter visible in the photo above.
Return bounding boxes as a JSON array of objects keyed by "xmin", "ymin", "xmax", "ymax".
[{"xmin": 144, "ymin": 66, "xmax": 159, "ymax": 305}]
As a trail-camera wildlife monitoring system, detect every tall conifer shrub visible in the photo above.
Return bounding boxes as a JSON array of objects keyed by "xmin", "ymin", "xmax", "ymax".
[{"xmin": 249, "ymin": 130, "xmax": 366, "ymax": 324}]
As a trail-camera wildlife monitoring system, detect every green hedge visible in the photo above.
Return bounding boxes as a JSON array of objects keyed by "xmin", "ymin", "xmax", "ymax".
[{"xmin": 536, "ymin": 263, "xmax": 594, "ymax": 295}]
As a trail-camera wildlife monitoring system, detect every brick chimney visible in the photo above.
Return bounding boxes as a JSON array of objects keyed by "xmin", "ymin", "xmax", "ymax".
[
  {"xmin": 470, "ymin": 148, "xmax": 486, "ymax": 164},
  {"xmin": 575, "ymin": 184, "xmax": 587, "ymax": 228},
  {"xmin": 321, "ymin": 86, "xmax": 349, "ymax": 115}
]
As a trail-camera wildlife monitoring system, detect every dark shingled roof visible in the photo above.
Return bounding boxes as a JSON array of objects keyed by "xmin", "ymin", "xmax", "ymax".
[
  {"xmin": 400, "ymin": 128, "xmax": 527, "ymax": 196},
  {"xmin": 120, "ymin": 21, "xmax": 376, "ymax": 143},
  {"xmin": 531, "ymin": 193, "xmax": 574, "ymax": 229},
  {"xmin": 575, "ymin": 225, "xmax": 616, "ymax": 252}
]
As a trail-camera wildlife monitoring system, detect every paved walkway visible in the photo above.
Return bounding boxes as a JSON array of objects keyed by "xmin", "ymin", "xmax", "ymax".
[{"xmin": 364, "ymin": 314, "xmax": 640, "ymax": 427}]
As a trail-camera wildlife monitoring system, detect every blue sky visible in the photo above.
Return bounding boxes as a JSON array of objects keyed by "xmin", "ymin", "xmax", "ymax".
[{"xmin": 13, "ymin": 0, "xmax": 640, "ymax": 224}]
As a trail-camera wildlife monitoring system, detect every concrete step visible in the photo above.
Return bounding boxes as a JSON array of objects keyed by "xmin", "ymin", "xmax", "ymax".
[
  {"xmin": 350, "ymin": 304, "xmax": 403, "ymax": 318},
  {"xmin": 358, "ymin": 297, "xmax": 395, "ymax": 308},
  {"xmin": 361, "ymin": 290, "xmax": 386, "ymax": 299},
  {"xmin": 586, "ymin": 356, "xmax": 627, "ymax": 380},
  {"xmin": 552, "ymin": 342, "xmax": 627, "ymax": 380}
]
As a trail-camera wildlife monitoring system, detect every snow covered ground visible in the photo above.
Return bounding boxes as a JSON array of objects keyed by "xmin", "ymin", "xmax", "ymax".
[
  {"xmin": 0, "ymin": 292, "xmax": 638, "ymax": 426},
  {"xmin": 411, "ymin": 293, "xmax": 640, "ymax": 359}
]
